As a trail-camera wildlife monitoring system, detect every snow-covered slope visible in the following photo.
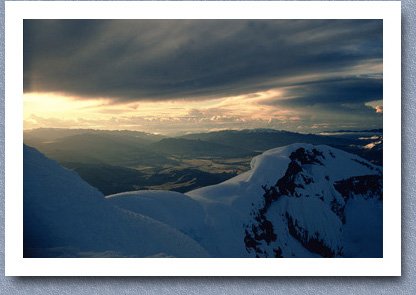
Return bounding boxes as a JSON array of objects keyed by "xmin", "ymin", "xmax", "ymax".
[
  {"xmin": 106, "ymin": 190, "xmax": 207, "ymax": 243},
  {"xmin": 186, "ymin": 144, "xmax": 383, "ymax": 258},
  {"xmin": 24, "ymin": 143, "xmax": 382, "ymax": 258},
  {"xmin": 23, "ymin": 144, "xmax": 209, "ymax": 258}
]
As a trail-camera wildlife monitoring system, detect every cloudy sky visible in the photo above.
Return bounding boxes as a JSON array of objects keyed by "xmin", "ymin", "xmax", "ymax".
[{"xmin": 23, "ymin": 19, "xmax": 382, "ymax": 135}]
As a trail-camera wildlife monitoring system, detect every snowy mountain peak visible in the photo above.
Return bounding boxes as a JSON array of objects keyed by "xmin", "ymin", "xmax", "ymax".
[{"xmin": 187, "ymin": 144, "xmax": 382, "ymax": 258}]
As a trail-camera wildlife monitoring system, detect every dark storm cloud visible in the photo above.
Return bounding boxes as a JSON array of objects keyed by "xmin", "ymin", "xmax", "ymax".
[
  {"xmin": 24, "ymin": 19, "xmax": 382, "ymax": 102},
  {"xmin": 266, "ymin": 77, "xmax": 383, "ymax": 107}
]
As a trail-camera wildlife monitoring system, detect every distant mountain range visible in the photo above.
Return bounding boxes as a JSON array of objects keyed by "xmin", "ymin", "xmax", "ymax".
[
  {"xmin": 179, "ymin": 129, "xmax": 361, "ymax": 151},
  {"xmin": 322, "ymin": 128, "xmax": 383, "ymax": 133},
  {"xmin": 23, "ymin": 128, "xmax": 383, "ymax": 195}
]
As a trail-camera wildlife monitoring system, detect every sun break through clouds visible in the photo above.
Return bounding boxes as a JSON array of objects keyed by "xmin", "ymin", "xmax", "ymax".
[{"xmin": 23, "ymin": 19, "xmax": 383, "ymax": 134}]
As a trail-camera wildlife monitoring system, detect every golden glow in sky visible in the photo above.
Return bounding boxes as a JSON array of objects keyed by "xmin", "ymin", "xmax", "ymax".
[
  {"xmin": 23, "ymin": 89, "xmax": 301, "ymax": 134},
  {"xmin": 23, "ymin": 83, "xmax": 383, "ymax": 135}
]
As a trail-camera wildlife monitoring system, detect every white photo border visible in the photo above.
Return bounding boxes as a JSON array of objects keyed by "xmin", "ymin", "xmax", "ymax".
[{"xmin": 5, "ymin": 1, "xmax": 401, "ymax": 276}]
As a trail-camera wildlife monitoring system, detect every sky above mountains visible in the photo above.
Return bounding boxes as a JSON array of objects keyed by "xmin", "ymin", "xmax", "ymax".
[{"xmin": 23, "ymin": 19, "xmax": 383, "ymax": 134}]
